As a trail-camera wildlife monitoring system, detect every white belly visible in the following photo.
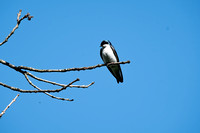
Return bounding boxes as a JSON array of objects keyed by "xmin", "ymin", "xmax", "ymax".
[{"xmin": 102, "ymin": 45, "xmax": 117, "ymax": 64}]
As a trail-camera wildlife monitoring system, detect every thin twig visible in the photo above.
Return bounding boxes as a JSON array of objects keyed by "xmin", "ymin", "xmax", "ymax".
[
  {"xmin": 0, "ymin": 79, "xmax": 79, "ymax": 93},
  {"xmin": 24, "ymin": 74, "xmax": 73, "ymax": 101},
  {"xmin": 26, "ymin": 71, "xmax": 94, "ymax": 88},
  {"xmin": 0, "ymin": 94, "xmax": 20, "ymax": 118},
  {"xmin": 26, "ymin": 72, "xmax": 66, "ymax": 86},
  {"xmin": 69, "ymin": 82, "xmax": 95, "ymax": 88},
  {"xmin": 17, "ymin": 10, "xmax": 22, "ymax": 21},
  {"xmin": 0, "ymin": 10, "xmax": 33, "ymax": 46}
]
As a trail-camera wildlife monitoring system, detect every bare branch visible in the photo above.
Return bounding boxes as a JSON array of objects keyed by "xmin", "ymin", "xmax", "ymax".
[
  {"xmin": 0, "ymin": 58, "xmax": 96, "ymax": 100},
  {"xmin": 17, "ymin": 60, "xmax": 131, "ymax": 73},
  {"xmin": 0, "ymin": 79, "xmax": 79, "ymax": 93},
  {"xmin": 17, "ymin": 9, "xmax": 22, "ymax": 21},
  {"xmin": 0, "ymin": 59, "xmax": 130, "ymax": 74},
  {"xmin": 70, "ymin": 82, "xmax": 95, "ymax": 88},
  {"xmin": 26, "ymin": 72, "xmax": 95, "ymax": 88},
  {"xmin": 26, "ymin": 71, "xmax": 94, "ymax": 89},
  {"xmin": 26, "ymin": 72, "xmax": 66, "ymax": 86},
  {"xmin": 0, "ymin": 10, "xmax": 33, "ymax": 46},
  {"xmin": 0, "ymin": 58, "xmax": 95, "ymax": 88},
  {"xmin": 24, "ymin": 74, "xmax": 73, "ymax": 101},
  {"xmin": 0, "ymin": 58, "xmax": 95, "ymax": 87},
  {"xmin": 0, "ymin": 94, "xmax": 20, "ymax": 118}
]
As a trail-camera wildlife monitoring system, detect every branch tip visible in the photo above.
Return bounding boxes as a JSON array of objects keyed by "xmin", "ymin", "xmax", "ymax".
[
  {"xmin": 0, "ymin": 94, "xmax": 20, "ymax": 118},
  {"xmin": 28, "ymin": 16, "xmax": 33, "ymax": 20},
  {"xmin": 0, "ymin": 9, "xmax": 33, "ymax": 46}
]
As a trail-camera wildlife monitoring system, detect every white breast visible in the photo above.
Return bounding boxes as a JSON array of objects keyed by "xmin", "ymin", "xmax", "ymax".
[{"xmin": 102, "ymin": 45, "xmax": 117, "ymax": 63}]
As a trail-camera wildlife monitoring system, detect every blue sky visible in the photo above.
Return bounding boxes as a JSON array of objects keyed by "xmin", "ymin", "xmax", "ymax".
[{"xmin": 0, "ymin": 0, "xmax": 200, "ymax": 133}]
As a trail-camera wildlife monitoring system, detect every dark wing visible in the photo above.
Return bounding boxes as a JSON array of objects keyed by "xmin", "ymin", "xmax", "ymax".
[
  {"xmin": 100, "ymin": 48, "xmax": 103, "ymax": 60},
  {"xmin": 110, "ymin": 44, "xmax": 119, "ymax": 62},
  {"xmin": 108, "ymin": 44, "xmax": 123, "ymax": 83}
]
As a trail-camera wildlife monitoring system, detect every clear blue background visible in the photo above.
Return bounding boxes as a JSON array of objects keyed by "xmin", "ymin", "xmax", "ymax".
[{"xmin": 0, "ymin": 0, "xmax": 200, "ymax": 133}]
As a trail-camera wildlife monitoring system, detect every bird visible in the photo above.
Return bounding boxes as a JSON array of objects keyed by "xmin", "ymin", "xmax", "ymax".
[{"xmin": 100, "ymin": 40, "xmax": 123, "ymax": 83}]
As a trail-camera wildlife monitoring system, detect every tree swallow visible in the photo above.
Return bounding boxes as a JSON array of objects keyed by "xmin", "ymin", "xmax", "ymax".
[{"xmin": 100, "ymin": 40, "xmax": 123, "ymax": 83}]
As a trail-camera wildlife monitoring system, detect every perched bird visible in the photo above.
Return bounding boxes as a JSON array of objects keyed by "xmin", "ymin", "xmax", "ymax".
[{"xmin": 100, "ymin": 40, "xmax": 123, "ymax": 83}]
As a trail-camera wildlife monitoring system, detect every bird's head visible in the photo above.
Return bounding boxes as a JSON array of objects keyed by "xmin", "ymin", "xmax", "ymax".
[{"xmin": 100, "ymin": 40, "xmax": 111, "ymax": 48}]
